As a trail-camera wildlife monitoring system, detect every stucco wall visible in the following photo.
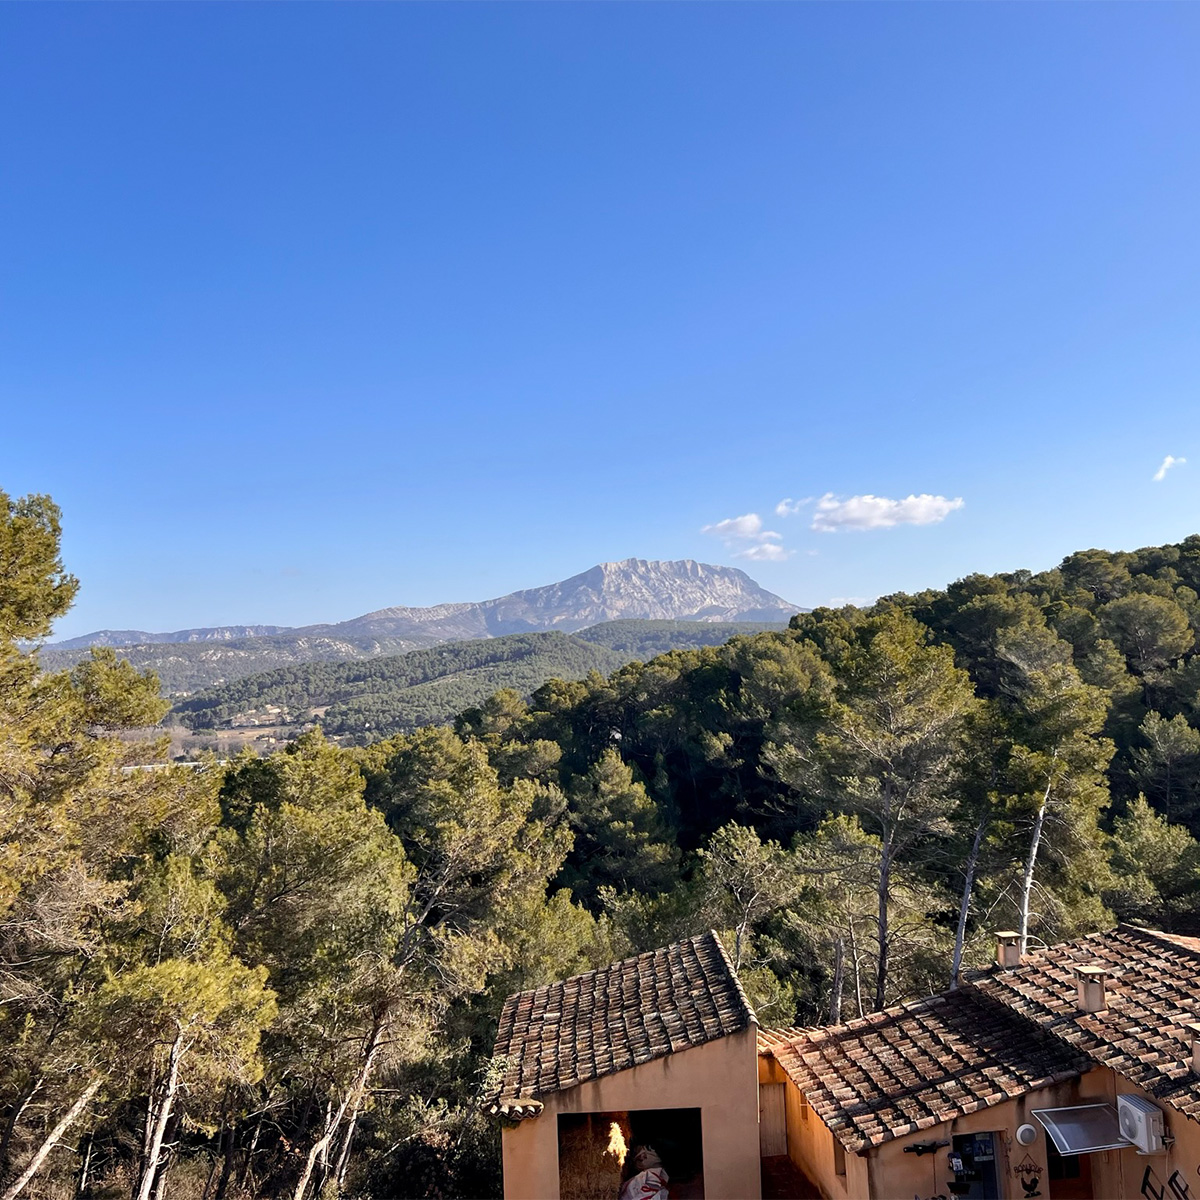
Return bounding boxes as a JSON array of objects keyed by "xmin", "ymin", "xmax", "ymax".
[
  {"xmin": 773, "ymin": 1060, "xmax": 1200, "ymax": 1200},
  {"xmin": 1083, "ymin": 1066, "xmax": 1200, "ymax": 1200},
  {"xmin": 502, "ymin": 1027, "xmax": 761, "ymax": 1200}
]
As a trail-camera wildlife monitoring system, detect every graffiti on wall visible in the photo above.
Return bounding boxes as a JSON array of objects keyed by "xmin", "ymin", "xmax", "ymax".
[{"xmin": 1141, "ymin": 1165, "xmax": 1192, "ymax": 1200}]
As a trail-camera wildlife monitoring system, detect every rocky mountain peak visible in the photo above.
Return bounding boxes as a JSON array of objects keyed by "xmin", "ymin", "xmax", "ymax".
[{"xmin": 47, "ymin": 560, "xmax": 801, "ymax": 679}]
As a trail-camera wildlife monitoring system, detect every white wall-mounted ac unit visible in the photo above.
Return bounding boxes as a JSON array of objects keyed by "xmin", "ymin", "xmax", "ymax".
[{"xmin": 1118, "ymin": 1094, "xmax": 1166, "ymax": 1154}]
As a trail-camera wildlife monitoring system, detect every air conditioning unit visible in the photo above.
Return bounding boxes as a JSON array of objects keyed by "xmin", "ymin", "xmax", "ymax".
[{"xmin": 1118, "ymin": 1095, "xmax": 1166, "ymax": 1153}]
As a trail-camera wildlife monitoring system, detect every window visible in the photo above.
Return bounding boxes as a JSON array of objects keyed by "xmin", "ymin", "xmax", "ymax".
[
  {"xmin": 1047, "ymin": 1140, "xmax": 1081, "ymax": 1182},
  {"xmin": 832, "ymin": 1137, "xmax": 846, "ymax": 1177}
]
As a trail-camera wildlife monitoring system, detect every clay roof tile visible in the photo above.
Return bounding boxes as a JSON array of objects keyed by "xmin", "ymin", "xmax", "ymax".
[{"xmin": 484, "ymin": 930, "xmax": 756, "ymax": 1114}]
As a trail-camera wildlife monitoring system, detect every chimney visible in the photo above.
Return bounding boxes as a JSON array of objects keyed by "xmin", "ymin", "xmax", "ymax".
[
  {"xmin": 1186, "ymin": 1023, "xmax": 1200, "ymax": 1074},
  {"xmin": 995, "ymin": 930, "xmax": 1022, "ymax": 969},
  {"xmin": 1075, "ymin": 965, "xmax": 1107, "ymax": 1013}
]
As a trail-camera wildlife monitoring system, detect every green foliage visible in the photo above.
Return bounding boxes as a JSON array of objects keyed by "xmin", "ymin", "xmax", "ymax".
[
  {"xmin": 1099, "ymin": 592, "xmax": 1194, "ymax": 677},
  {"xmin": 0, "ymin": 490, "xmax": 78, "ymax": 642},
  {"xmin": 768, "ymin": 609, "xmax": 976, "ymax": 1006},
  {"xmin": 39, "ymin": 629, "xmax": 445, "ymax": 696},
  {"xmin": 172, "ymin": 623, "xmax": 784, "ymax": 738},
  {"xmin": 37, "ymin": 620, "xmax": 785, "ymax": 705},
  {"xmin": 88, "ymin": 950, "xmax": 275, "ymax": 1090},
  {"xmin": 1106, "ymin": 795, "xmax": 1200, "ymax": 930},
  {"xmin": 698, "ymin": 823, "xmax": 799, "ymax": 970},
  {"xmin": 176, "ymin": 631, "xmax": 626, "ymax": 735},
  {"xmin": 17, "ymin": 485, "xmax": 1200, "ymax": 1200},
  {"xmin": 71, "ymin": 647, "xmax": 170, "ymax": 730},
  {"xmin": 561, "ymin": 749, "xmax": 679, "ymax": 903},
  {"xmin": 1132, "ymin": 711, "xmax": 1200, "ymax": 822},
  {"xmin": 574, "ymin": 619, "xmax": 784, "ymax": 656}
]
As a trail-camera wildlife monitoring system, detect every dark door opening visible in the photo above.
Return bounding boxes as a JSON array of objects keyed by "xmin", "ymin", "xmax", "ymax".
[
  {"xmin": 558, "ymin": 1108, "xmax": 704, "ymax": 1200},
  {"xmin": 1047, "ymin": 1138, "xmax": 1094, "ymax": 1200},
  {"xmin": 948, "ymin": 1133, "xmax": 1000, "ymax": 1200}
]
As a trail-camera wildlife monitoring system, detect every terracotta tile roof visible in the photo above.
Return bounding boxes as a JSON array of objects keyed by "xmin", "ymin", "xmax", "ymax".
[
  {"xmin": 969, "ymin": 923, "xmax": 1200, "ymax": 1123},
  {"xmin": 760, "ymin": 990, "xmax": 1087, "ymax": 1154},
  {"xmin": 485, "ymin": 930, "xmax": 756, "ymax": 1118},
  {"xmin": 762, "ymin": 924, "xmax": 1200, "ymax": 1155}
]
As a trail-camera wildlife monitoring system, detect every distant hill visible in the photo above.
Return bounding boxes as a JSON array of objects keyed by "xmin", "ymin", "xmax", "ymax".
[
  {"xmin": 48, "ymin": 625, "xmax": 290, "ymax": 650},
  {"xmin": 174, "ymin": 619, "xmax": 783, "ymax": 740},
  {"xmin": 44, "ymin": 560, "xmax": 801, "ymax": 694}
]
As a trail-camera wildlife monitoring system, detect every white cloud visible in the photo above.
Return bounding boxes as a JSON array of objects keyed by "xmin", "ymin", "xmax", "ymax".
[
  {"xmin": 701, "ymin": 513, "xmax": 777, "ymax": 541},
  {"xmin": 775, "ymin": 497, "xmax": 812, "ymax": 517},
  {"xmin": 737, "ymin": 542, "xmax": 791, "ymax": 562},
  {"xmin": 1153, "ymin": 455, "xmax": 1186, "ymax": 482},
  {"xmin": 811, "ymin": 493, "xmax": 964, "ymax": 532},
  {"xmin": 701, "ymin": 512, "xmax": 792, "ymax": 560},
  {"xmin": 827, "ymin": 596, "xmax": 870, "ymax": 608}
]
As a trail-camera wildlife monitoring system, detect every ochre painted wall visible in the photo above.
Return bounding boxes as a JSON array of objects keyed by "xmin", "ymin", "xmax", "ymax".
[
  {"xmin": 1080, "ymin": 1065, "xmax": 1200, "ymax": 1200},
  {"xmin": 769, "ymin": 1058, "xmax": 1200, "ymax": 1200},
  {"xmin": 502, "ymin": 1027, "xmax": 761, "ymax": 1200}
]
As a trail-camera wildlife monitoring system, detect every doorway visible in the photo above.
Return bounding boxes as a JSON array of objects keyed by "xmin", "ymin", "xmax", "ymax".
[
  {"xmin": 558, "ymin": 1108, "xmax": 704, "ymax": 1200},
  {"xmin": 759, "ymin": 1083, "xmax": 786, "ymax": 1158},
  {"xmin": 1046, "ymin": 1139, "xmax": 1093, "ymax": 1200},
  {"xmin": 948, "ymin": 1132, "xmax": 1000, "ymax": 1200}
]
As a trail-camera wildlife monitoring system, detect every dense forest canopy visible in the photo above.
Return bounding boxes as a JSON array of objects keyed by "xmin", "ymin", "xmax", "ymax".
[
  {"xmin": 37, "ymin": 630, "xmax": 443, "ymax": 697},
  {"xmin": 173, "ymin": 621, "xmax": 783, "ymax": 741},
  {"xmin": 5, "ymin": 485, "xmax": 1200, "ymax": 1198}
]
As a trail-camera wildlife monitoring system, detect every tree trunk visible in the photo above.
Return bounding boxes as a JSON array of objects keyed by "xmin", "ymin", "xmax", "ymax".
[
  {"xmin": 1018, "ymin": 778, "xmax": 1054, "ymax": 956},
  {"xmin": 236, "ymin": 1111, "xmax": 263, "ymax": 1192},
  {"xmin": 0, "ymin": 1077, "xmax": 44, "ymax": 1173},
  {"xmin": 136, "ymin": 1032, "xmax": 185, "ymax": 1200},
  {"xmin": 0, "ymin": 1077, "xmax": 101, "ymax": 1200},
  {"xmin": 137, "ymin": 1060, "xmax": 158, "ymax": 1197},
  {"xmin": 292, "ymin": 1025, "xmax": 383, "ymax": 1200},
  {"xmin": 848, "ymin": 917, "xmax": 864, "ymax": 1019},
  {"xmin": 332, "ymin": 1107, "xmax": 360, "ymax": 1193},
  {"xmin": 212, "ymin": 1111, "xmax": 238, "ymax": 1200},
  {"xmin": 313, "ymin": 1101, "xmax": 333, "ymax": 1197},
  {"xmin": 828, "ymin": 935, "xmax": 845, "ymax": 1024},
  {"xmin": 76, "ymin": 1133, "xmax": 94, "ymax": 1199},
  {"xmin": 149, "ymin": 1105, "xmax": 180, "ymax": 1200},
  {"xmin": 874, "ymin": 833, "xmax": 892, "ymax": 1011},
  {"xmin": 950, "ymin": 814, "xmax": 988, "ymax": 989},
  {"xmin": 202, "ymin": 1095, "xmax": 229, "ymax": 1200}
]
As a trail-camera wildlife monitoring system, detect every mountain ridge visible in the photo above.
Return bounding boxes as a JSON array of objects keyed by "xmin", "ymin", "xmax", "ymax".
[
  {"xmin": 42, "ymin": 559, "xmax": 801, "ymax": 694},
  {"xmin": 50, "ymin": 625, "xmax": 291, "ymax": 650}
]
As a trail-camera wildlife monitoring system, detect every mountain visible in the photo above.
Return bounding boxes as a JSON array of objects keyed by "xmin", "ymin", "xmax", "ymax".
[
  {"xmin": 49, "ymin": 625, "xmax": 290, "ymax": 650},
  {"xmin": 43, "ymin": 560, "xmax": 801, "ymax": 695},
  {"xmin": 174, "ymin": 620, "xmax": 785, "ymax": 742},
  {"xmin": 314, "ymin": 558, "xmax": 799, "ymax": 641}
]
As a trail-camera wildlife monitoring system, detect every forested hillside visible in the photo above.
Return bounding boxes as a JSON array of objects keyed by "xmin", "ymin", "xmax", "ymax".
[
  {"xmin": 7, "ymin": 484, "xmax": 1200, "ymax": 1200},
  {"xmin": 174, "ymin": 620, "xmax": 780, "ymax": 739},
  {"xmin": 38, "ymin": 627, "xmax": 439, "ymax": 695},
  {"xmin": 43, "ymin": 560, "xmax": 799, "ymax": 695}
]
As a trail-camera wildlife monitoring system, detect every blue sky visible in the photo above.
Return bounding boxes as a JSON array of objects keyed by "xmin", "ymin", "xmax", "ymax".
[{"xmin": 3, "ymin": 4, "xmax": 1199, "ymax": 637}]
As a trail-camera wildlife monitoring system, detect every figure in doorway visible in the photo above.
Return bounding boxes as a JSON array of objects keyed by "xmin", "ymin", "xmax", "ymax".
[{"xmin": 619, "ymin": 1145, "xmax": 669, "ymax": 1200}]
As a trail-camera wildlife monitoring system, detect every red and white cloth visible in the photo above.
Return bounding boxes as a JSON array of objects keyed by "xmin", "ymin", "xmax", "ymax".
[{"xmin": 618, "ymin": 1166, "xmax": 669, "ymax": 1200}]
